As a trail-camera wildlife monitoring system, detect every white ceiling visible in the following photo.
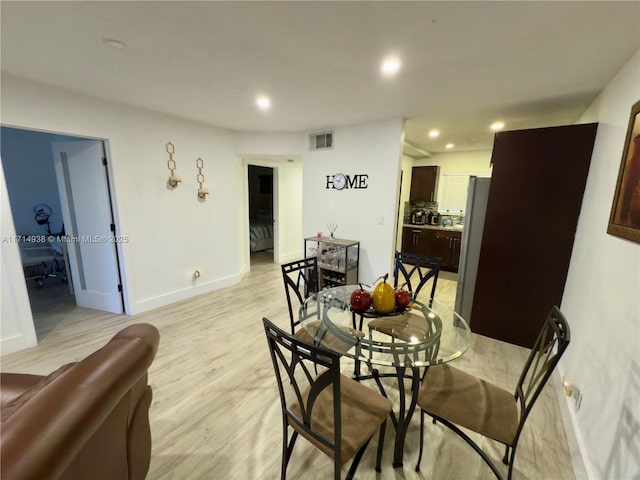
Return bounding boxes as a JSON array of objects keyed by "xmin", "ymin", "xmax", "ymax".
[{"xmin": 1, "ymin": 1, "xmax": 639, "ymax": 155}]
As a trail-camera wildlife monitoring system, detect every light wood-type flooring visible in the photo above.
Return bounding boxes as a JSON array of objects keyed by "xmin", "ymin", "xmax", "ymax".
[{"xmin": 2, "ymin": 251, "xmax": 575, "ymax": 479}]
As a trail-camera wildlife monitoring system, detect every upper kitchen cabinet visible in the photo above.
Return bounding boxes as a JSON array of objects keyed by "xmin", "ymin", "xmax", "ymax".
[
  {"xmin": 409, "ymin": 166, "xmax": 439, "ymax": 202},
  {"xmin": 469, "ymin": 123, "xmax": 598, "ymax": 349}
]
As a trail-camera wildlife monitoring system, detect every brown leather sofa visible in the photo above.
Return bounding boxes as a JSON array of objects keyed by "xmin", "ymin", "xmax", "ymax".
[{"xmin": 1, "ymin": 323, "xmax": 159, "ymax": 480}]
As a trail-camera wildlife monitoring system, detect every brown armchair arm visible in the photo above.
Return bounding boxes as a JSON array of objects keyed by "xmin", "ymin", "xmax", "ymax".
[
  {"xmin": 0, "ymin": 324, "xmax": 159, "ymax": 480},
  {"xmin": 1, "ymin": 373, "xmax": 44, "ymax": 408}
]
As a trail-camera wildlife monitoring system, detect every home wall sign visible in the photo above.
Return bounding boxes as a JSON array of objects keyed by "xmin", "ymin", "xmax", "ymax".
[{"xmin": 326, "ymin": 173, "xmax": 369, "ymax": 190}]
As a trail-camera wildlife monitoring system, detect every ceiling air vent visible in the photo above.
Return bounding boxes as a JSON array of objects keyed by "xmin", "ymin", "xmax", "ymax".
[{"xmin": 309, "ymin": 131, "xmax": 334, "ymax": 151}]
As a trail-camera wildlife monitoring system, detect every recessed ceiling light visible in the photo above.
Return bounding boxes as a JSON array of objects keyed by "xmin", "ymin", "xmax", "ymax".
[
  {"xmin": 445, "ymin": 143, "xmax": 454, "ymax": 149},
  {"xmin": 381, "ymin": 57, "xmax": 401, "ymax": 76},
  {"xmin": 490, "ymin": 121, "xmax": 505, "ymax": 131},
  {"xmin": 256, "ymin": 95, "xmax": 271, "ymax": 111},
  {"xmin": 428, "ymin": 129, "xmax": 440, "ymax": 138},
  {"xmin": 103, "ymin": 38, "xmax": 126, "ymax": 50}
]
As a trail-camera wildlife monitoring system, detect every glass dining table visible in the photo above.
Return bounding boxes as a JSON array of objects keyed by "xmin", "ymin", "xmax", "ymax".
[{"xmin": 298, "ymin": 284, "xmax": 472, "ymax": 468}]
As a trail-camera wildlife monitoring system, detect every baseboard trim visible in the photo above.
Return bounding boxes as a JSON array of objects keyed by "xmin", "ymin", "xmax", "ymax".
[
  {"xmin": 130, "ymin": 272, "xmax": 243, "ymax": 315},
  {"xmin": 1, "ymin": 333, "xmax": 37, "ymax": 356},
  {"xmin": 278, "ymin": 250, "xmax": 303, "ymax": 264},
  {"xmin": 554, "ymin": 366, "xmax": 592, "ymax": 480}
]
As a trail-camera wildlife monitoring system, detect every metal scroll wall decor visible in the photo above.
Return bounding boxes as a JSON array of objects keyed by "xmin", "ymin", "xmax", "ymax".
[
  {"xmin": 166, "ymin": 142, "xmax": 182, "ymax": 187},
  {"xmin": 165, "ymin": 142, "xmax": 209, "ymax": 201},
  {"xmin": 196, "ymin": 157, "xmax": 209, "ymax": 199}
]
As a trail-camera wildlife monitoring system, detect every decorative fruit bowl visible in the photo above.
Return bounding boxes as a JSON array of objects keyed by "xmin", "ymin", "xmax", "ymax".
[
  {"xmin": 351, "ymin": 305, "xmax": 411, "ymax": 318},
  {"xmin": 349, "ymin": 274, "xmax": 414, "ymax": 318}
]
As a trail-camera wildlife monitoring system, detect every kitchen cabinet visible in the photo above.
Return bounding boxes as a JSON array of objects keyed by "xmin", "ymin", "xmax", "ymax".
[
  {"xmin": 304, "ymin": 236, "xmax": 359, "ymax": 289},
  {"xmin": 469, "ymin": 123, "xmax": 598, "ymax": 348},
  {"xmin": 450, "ymin": 233, "xmax": 461, "ymax": 271},
  {"xmin": 402, "ymin": 227, "xmax": 461, "ymax": 272},
  {"xmin": 402, "ymin": 227, "xmax": 431, "ymax": 256},
  {"xmin": 431, "ymin": 230, "xmax": 461, "ymax": 271},
  {"xmin": 409, "ymin": 166, "xmax": 439, "ymax": 202}
]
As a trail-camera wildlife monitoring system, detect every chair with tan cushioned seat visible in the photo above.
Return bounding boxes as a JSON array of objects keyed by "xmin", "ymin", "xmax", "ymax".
[
  {"xmin": 367, "ymin": 252, "xmax": 441, "ymax": 346},
  {"xmin": 415, "ymin": 306, "xmax": 570, "ymax": 480},
  {"xmin": 263, "ymin": 317, "xmax": 392, "ymax": 480},
  {"xmin": 282, "ymin": 257, "xmax": 361, "ymax": 355}
]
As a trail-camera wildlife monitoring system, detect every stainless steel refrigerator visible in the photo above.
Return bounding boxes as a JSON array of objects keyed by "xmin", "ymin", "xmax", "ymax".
[{"xmin": 454, "ymin": 176, "xmax": 491, "ymax": 324}]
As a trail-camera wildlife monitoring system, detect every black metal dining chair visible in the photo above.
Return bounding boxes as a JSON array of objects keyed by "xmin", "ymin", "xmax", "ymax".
[
  {"xmin": 263, "ymin": 318, "xmax": 392, "ymax": 480},
  {"xmin": 281, "ymin": 257, "xmax": 319, "ymax": 336},
  {"xmin": 281, "ymin": 258, "xmax": 361, "ymax": 354},
  {"xmin": 415, "ymin": 306, "xmax": 571, "ymax": 480},
  {"xmin": 366, "ymin": 252, "xmax": 442, "ymax": 344},
  {"xmin": 393, "ymin": 251, "xmax": 441, "ymax": 305}
]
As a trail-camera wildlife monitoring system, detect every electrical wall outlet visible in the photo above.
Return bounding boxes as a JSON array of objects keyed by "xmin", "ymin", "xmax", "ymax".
[
  {"xmin": 562, "ymin": 376, "xmax": 574, "ymax": 396},
  {"xmin": 574, "ymin": 387, "xmax": 583, "ymax": 411},
  {"xmin": 562, "ymin": 377, "xmax": 582, "ymax": 411}
]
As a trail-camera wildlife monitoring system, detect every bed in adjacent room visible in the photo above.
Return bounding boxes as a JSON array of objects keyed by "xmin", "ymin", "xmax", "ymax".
[{"xmin": 250, "ymin": 219, "xmax": 273, "ymax": 252}]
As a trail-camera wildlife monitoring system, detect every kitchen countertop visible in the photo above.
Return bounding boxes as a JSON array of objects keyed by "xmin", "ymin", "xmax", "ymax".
[{"xmin": 403, "ymin": 223, "xmax": 464, "ymax": 232}]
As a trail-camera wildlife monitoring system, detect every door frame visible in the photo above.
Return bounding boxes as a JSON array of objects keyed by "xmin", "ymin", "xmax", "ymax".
[
  {"xmin": 244, "ymin": 158, "xmax": 279, "ymax": 266},
  {"xmin": 2, "ymin": 125, "xmax": 130, "ymax": 315}
]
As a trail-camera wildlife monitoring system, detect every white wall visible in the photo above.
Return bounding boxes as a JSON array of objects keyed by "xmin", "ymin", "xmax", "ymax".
[
  {"xmin": 276, "ymin": 162, "xmax": 303, "ymax": 262},
  {"xmin": 0, "ymin": 80, "xmax": 401, "ymax": 352},
  {"xmin": 302, "ymin": 118, "xmax": 404, "ymax": 284},
  {"xmin": 0, "ymin": 164, "xmax": 38, "ymax": 354},
  {"xmin": 234, "ymin": 131, "xmax": 303, "ymax": 156},
  {"xmin": 560, "ymin": 50, "xmax": 640, "ymax": 479},
  {"xmin": 1, "ymin": 75, "xmax": 243, "ymax": 317}
]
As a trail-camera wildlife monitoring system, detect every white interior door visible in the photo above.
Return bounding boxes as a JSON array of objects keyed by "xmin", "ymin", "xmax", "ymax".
[{"xmin": 52, "ymin": 140, "xmax": 123, "ymax": 313}]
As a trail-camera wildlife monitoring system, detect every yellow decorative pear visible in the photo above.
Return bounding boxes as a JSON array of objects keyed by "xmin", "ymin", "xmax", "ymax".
[{"xmin": 372, "ymin": 273, "xmax": 395, "ymax": 314}]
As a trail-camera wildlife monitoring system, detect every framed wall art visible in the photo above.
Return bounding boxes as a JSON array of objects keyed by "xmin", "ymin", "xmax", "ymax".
[{"xmin": 608, "ymin": 99, "xmax": 640, "ymax": 243}]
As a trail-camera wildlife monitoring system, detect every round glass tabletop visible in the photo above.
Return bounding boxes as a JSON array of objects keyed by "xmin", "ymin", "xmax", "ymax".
[{"xmin": 299, "ymin": 285, "xmax": 472, "ymax": 368}]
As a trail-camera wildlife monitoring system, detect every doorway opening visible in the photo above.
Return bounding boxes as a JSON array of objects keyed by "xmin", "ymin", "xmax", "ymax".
[
  {"xmin": 1, "ymin": 126, "xmax": 125, "ymax": 339},
  {"xmin": 248, "ymin": 165, "xmax": 274, "ymax": 265}
]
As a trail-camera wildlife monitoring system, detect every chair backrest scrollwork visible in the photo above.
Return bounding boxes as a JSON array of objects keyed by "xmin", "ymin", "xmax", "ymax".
[
  {"xmin": 394, "ymin": 251, "xmax": 442, "ymax": 306},
  {"xmin": 281, "ymin": 257, "xmax": 319, "ymax": 334}
]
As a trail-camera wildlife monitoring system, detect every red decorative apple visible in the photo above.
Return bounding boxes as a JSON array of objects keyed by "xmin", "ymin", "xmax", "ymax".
[
  {"xmin": 350, "ymin": 284, "xmax": 372, "ymax": 312},
  {"xmin": 394, "ymin": 287, "xmax": 411, "ymax": 309}
]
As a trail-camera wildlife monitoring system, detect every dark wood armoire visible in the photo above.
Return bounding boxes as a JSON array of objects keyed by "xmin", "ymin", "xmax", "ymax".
[{"xmin": 470, "ymin": 123, "xmax": 598, "ymax": 348}]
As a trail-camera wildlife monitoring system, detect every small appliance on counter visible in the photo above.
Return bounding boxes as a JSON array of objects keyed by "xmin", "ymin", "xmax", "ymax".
[
  {"xmin": 429, "ymin": 212, "xmax": 441, "ymax": 225},
  {"xmin": 411, "ymin": 211, "xmax": 426, "ymax": 224}
]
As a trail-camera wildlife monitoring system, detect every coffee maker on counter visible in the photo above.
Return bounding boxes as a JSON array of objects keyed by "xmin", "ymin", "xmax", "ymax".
[
  {"xmin": 411, "ymin": 210, "xmax": 426, "ymax": 224},
  {"xmin": 429, "ymin": 212, "xmax": 441, "ymax": 225}
]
